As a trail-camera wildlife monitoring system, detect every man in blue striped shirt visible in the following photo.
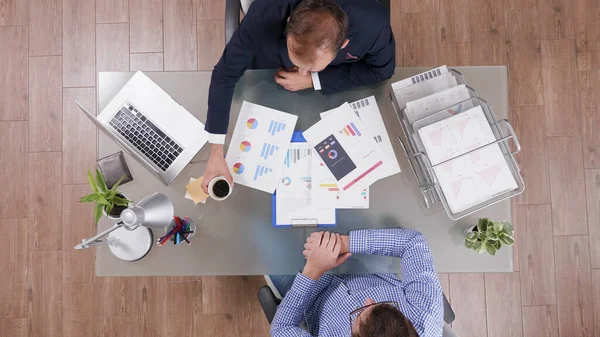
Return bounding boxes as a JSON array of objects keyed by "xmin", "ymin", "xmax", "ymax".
[{"xmin": 270, "ymin": 229, "xmax": 443, "ymax": 337}]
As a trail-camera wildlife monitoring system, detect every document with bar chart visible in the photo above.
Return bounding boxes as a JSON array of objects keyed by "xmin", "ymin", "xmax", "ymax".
[
  {"xmin": 311, "ymin": 155, "xmax": 369, "ymax": 209},
  {"xmin": 303, "ymin": 103, "xmax": 387, "ymax": 192},
  {"xmin": 226, "ymin": 101, "xmax": 298, "ymax": 193},
  {"xmin": 275, "ymin": 143, "xmax": 335, "ymax": 225}
]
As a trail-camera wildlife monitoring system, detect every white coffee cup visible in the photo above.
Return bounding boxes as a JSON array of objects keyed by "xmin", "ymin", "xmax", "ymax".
[{"xmin": 207, "ymin": 176, "xmax": 233, "ymax": 201}]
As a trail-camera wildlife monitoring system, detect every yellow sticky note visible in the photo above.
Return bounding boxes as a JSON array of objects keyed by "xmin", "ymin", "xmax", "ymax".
[{"xmin": 185, "ymin": 176, "xmax": 209, "ymax": 204}]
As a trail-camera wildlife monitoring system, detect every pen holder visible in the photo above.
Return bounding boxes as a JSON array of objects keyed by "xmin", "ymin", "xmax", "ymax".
[{"xmin": 158, "ymin": 217, "xmax": 196, "ymax": 246}]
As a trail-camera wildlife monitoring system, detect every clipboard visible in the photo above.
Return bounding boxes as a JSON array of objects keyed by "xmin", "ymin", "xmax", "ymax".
[{"xmin": 272, "ymin": 132, "xmax": 337, "ymax": 227}]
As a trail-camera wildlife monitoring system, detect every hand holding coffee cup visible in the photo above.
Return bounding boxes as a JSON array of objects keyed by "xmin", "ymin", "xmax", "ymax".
[{"xmin": 207, "ymin": 176, "xmax": 233, "ymax": 201}]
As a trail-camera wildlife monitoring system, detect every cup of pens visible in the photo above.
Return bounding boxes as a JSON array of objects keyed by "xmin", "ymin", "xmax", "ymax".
[{"xmin": 157, "ymin": 216, "xmax": 196, "ymax": 246}]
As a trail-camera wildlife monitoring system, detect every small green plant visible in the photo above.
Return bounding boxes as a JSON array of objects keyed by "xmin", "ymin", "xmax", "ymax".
[
  {"xmin": 464, "ymin": 218, "xmax": 515, "ymax": 256},
  {"xmin": 80, "ymin": 169, "xmax": 131, "ymax": 223}
]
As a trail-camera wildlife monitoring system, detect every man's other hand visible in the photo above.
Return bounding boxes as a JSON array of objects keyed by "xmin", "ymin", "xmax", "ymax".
[
  {"xmin": 201, "ymin": 144, "xmax": 234, "ymax": 194},
  {"xmin": 304, "ymin": 231, "xmax": 349, "ymax": 258},
  {"xmin": 302, "ymin": 232, "xmax": 352, "ymax": 280},
  {"xmin": 275, "ymin": 67, "xmax": 313, "ymax": 92}
]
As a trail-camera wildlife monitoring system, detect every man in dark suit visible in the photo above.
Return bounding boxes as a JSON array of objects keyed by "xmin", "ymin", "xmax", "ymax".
[{"xmin": 201, "ymin": 0, "xmax": 395, "ymax": 192}]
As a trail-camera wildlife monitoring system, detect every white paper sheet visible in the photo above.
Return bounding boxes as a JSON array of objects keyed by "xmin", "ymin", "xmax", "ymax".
[
  {"xmin": 311, "ymin": 154, "xmax": 369, "ymax": 209},
  {"xmin": 418, "ymin": 106, "xmax": 518, "ymax": 213},
  {"xmin": 275, "ymin": 143, "xmax": 335, "ymax": 225},
  {"xmin": 226, "ymin": 101, "xmax": 298, "ymax": 193},
  {"xmin": 391, "ymin": 65, "xmax": 449, "ymax": 91},
  {"xmin": 393, "ymin": 72, "xmax": 458, "ymax": 111},
  {"xmin": 303, "ymin": 103, "xmax": 387, "ymax": 192},
  {"xmin": 405, "ymin": 84, "xmax": 472, "ymax": 125}
]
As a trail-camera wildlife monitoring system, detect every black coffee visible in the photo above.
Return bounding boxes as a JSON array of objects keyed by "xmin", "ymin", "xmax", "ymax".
[{"xmin": 212, "ymin": 180, "xmax": 230, "ymax": 198}]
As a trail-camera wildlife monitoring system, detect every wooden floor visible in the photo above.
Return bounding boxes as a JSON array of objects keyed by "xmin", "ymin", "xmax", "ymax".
[{"xmin": 0, "ymin": 0, "xmax": 598, "ymax": 336}]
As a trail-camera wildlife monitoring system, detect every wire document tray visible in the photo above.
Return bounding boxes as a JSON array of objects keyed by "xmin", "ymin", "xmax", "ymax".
[{"xmin": 391, "ymin": 69, "xmax": 525, "ymax": 220}]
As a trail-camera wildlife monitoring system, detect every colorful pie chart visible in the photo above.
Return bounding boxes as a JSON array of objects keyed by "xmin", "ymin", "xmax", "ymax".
[
  {"xmin": 246, "ymin": 118, "xmax": 258, "ymax": 130},
  {"xmin": 328, "ymin": 149, "xmax": 338, "ymax": 160},
  {"xmin": 282, "ymin": 176, "xmax": 291, "ymax": 186},
  {"xmin": 233, "ymin": 162, "xmax": 245, "ymax": 174},
  {"xmin": 240, "ymin": 140, "xmax": 251, "ymax": 152}
]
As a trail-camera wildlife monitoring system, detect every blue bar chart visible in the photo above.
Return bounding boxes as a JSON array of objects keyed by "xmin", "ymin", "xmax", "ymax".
[
  {"xmin": 253, "ymin": 165, "xmax": 273, "ymax": 181},
  {"xmin": 260, "ymin": 143, "xmax": 279, "ymax": 160},
  {"xmin": 283, "ymin": 147, "xmax": 312, "ymax": 168},
  {"xmin": 267, "ymin": 120, "xmax": 287, "ymax": 136}
]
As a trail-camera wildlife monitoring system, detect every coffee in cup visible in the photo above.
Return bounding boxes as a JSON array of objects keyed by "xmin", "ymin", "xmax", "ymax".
[{"xmin": 207, "ymin": 176, "xmax": 232, "ymax": 201}]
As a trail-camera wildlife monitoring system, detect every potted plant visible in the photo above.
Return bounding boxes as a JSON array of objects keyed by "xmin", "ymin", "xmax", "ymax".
[
  {"xmin": 464, "ymin": 218, "xmax": 515, "ymax": 256},
  {"xmin": 80, "ymin": 169, "xmax": 132, "ymax": 223}
]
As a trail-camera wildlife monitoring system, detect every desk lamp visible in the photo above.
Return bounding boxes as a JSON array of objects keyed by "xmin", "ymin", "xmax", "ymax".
[{"xmin": 74, "ymin": 192, "xmax": 174, "ymax": 261}]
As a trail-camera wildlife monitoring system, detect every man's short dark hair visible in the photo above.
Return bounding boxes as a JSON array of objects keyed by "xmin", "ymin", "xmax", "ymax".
[
  {"xmin": 286, "ymin": 0, "xmax": 348, "ymax": 62},
  {"xmin": 352, "ymin": 303, "xmax": 419, "ymax": 337}
]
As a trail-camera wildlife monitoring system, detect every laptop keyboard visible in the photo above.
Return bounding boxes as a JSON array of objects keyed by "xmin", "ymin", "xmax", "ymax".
[{"xmin": 109, "ymin": 102, "xmax": 183, "ymax": 171}]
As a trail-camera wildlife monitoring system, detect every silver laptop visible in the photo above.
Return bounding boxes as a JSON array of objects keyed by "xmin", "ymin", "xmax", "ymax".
[{"xmin": 76, "ymin": 71, "xmax": 208, "ymax": 185}]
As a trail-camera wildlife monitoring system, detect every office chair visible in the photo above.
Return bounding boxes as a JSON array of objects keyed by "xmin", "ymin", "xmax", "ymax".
[
  {"xmin": 225, "ymin": 0, "xmax": 392, "ymax": 44},
  {"xmin": 258, "ymin": 282, "xmax": 459, "ymax": 337}
]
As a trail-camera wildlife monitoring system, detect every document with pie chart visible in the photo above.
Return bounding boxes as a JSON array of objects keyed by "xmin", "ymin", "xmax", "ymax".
[
  {"xmin": 417, "ymin": 106, "xmax": 518, "ymax": 213},
  {"xmin": 226, "ymin": 101, "xmax": 298, "ymax": 193},
  {"xmin": 303, "ymin": 103, "xmax": 387, "ymax": 192}
]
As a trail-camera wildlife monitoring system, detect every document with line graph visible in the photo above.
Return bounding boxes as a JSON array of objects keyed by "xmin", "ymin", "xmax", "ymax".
[{"xmin": 226, "ymin": 101, "xmax": 298, "ymax": 193}]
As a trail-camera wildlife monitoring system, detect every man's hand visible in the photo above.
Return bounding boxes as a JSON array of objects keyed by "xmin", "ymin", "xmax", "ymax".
[
  {"xmin": 302, "ymin": 232, "xmax": 352, "ymax": 280},
  {"xmin": 201, "ymin": 144, "xmax": 234, "ymax": 194},
  {"xmin": 304, "ymin": 231, "xmax": 349, "ymax": 258},
  {"xmin": 274, "ymin": 67, "xmax": 313, "ymax": 92}
]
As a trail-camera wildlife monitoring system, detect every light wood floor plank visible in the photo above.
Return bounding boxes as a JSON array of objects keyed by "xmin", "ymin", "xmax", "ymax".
[
  {"xmin": 130, "ymin": 0, "xmax": 163, "ymax": 53},
  {"xmin": 506, "ymin": 9, "xmax": 544, "ymax": 106},
  {"xmin": 513, "ymin": 106, "xmax": 551, "ymax": 205},
  {"xmin": 197, "ymin": 0, "xmax": 225, "ymax": 20},
  {"xmin": 96, "ymin": 0, "xmax": 129, "ymax": 23},
  {"xmin": 436, "ymin": 42, "xmax": 471, "ymax": 66},
  {"xmin": 164, "ymin": 0, "xmax": 197, "ymax": 70},
  {"xmin": 29, "ymin": 56, "xmax": 62, "ymax": 152},
  {"xmin": 196, "ymin": 314, "xmax": 239, "ymax": 337},
  {"xmin": 507, "ymin": 0, "xmax": 537, "ymax": 9},
  {"xmin": 63, "ymin": 283, "xmax": 100, "ymax": 337},
  {"xmin": 541, "ymin": 39, "xmax": 581, "ymax": 136},
  {"xmin": 167, "ymin": 276, "xmax": 201, "ymax": 282},
  {"xmin": 132, "ymin": 276, "xmax": 168, "ymax": 337},
  {"xmin": 579, "ymin": 70, "xmax": 600, "ymax": 168},
  {"xmin": 522, "ymin": 306, "xmax": 559, "ymax": 337},
  {"xmin": 574, "ymin": 0, "xmax": 600, "ymax": 54},
  {"xmin": 0, "ymin": 219, "xmax": 27, "ymax": 318},
  {"xmin": 167, "ymin": 281, "xmax": 201, "ymax": 336},
  {"xmin": 0, "ymin": 26, "xmax": 28, "ymax": 121},
  {"xmin": 201, "ymin": 276, "xmax": 242, "ymax": 315},
  {"xmin": 517, "ymin": 205, "xmax": 557, "ymax": 306},
  {"xmin": 62, "ymin": 88, "xmax": 97, "ymax": 184},
  {"xmin": 0, "ymin": 318, "xmax": 28, "ymax": 337},
  {"xmin": 197, "ymin": 19, "xmax": 225, "ymax": 71},
  {"xmin": 130, "ymin": 52, "xmax": 164, "ymax": 71},
  {"xmin": 99, "ymin": 277, "xmax": 136, "ymax": 317},
  {"xmin": 0, "ymin": 121, "xmax": 28, "ymax": 218},
  {"xmin": 62, "ymin": 185, "xmax": 96, "ymax": 284},
  {"xmin": 237, "ymin": 276, "xmax": 270, "ymax": 336},
  {"xmin": 554, "ymin": 235, "xmax": 594, "ymax": 337},
  {"xmin": 400, "ymin": 0, "xmax": 438, "ymax": 13},
  {"xmin": 593, "ymin": 270, "xmax": 600, "ymax": 337},
  {"xmin": 63, "ymin": 0, "xmax": 96, "ymax": 87},
  {"xmin": 96, "ymin": 22, "xmax": 130, "ymax": 72},
  {"xmin": 586, "ymin": 169, "xmax": 600, "ymax": 269},
  {"xmin": 469, "ymin": 0, "xmax": 507, "ymax": 66},
  {"xmin": 0, "ymin": 0, "xmax": 28, "ymax": 26},
  {"xmin": 101, "ymin": 317, "xmax": 135, "ymax": 337},
  {"xmin": 577, "ymin": 50, "xmax": 600, "ymax": 72},
  {"xmin": 439, "ymin": 273, "xmax": 450, "ymax": 300},
  {"xmin": 27, "ymin": 250, "xmax": 62, "ymax": 337},
  {"xmin": 547, "ymin": 136, "xmax": 588, "ymax": 235},
  {"xmin": 28, "ymin": 152, "xmax": 63, "ymax": 251},
  {"xmin": 436, "ymin": 0, "xmax": 470, "ymax": 44},
  {"xmin": 29, "ymin": 0, "xmax": 61, "ymax": 56},
  {"xmin": 449, "ymin": 273, "xmax": 487, "ymax": 337},
  {"xmin": 485, "ymin": 273, "xmax": 523, "ymax": 337},
  {"xmin": 400, "ymin": 13, "xmax": 438, "ymax": 67},
  {"xmin": 538, "ymin": 0, "xmax": 575, "ymax": 40}
]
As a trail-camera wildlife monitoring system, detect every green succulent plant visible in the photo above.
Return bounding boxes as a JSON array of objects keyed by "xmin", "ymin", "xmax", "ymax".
[
  {"xmin": 464, "ymin": 218, "xmax": 515, "ymax": 256},
  {"xmin": 80, "ymin": 169, "xmax": 131, "ymax": 223}
]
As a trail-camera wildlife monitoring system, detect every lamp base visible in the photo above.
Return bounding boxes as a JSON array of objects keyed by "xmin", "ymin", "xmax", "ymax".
[{"xmin": 108, "ymin": 226, "xmax": 153, "ymax": 262}]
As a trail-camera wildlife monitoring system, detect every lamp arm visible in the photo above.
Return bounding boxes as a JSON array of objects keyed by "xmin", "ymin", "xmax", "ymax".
[{"xmin": 74, "ymin": 222, "xmax": 124, "ymax": 250}]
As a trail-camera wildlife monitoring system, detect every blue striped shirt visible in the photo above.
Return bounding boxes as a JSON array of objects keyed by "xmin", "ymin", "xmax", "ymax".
[{"xmin": 271, "ymin": 228, "xmax": 444, "ymax": 337}]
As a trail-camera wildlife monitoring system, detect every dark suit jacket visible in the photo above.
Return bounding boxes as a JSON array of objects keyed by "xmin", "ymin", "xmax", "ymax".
[{"xmin": 205, "ymin": 0, "xmax": 395, "ymax": 135}]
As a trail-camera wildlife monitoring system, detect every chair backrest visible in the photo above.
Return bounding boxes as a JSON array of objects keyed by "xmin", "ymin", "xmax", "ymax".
[{"xmin": 443, "ymin": 323, "xmax": 461, "ymax": 337}]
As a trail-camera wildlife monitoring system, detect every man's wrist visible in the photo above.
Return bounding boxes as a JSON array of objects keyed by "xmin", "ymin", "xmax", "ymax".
[
  {"xmin": 341, "ymin": 235, "xmax": 350, "ymax": 254},
  {"xmin": 209, "ymin": 144, "xmax": 224, "ymax": 157},
  {"xmin": 302, "ymin": 265, "xmax": 322, "ymax": 281}
]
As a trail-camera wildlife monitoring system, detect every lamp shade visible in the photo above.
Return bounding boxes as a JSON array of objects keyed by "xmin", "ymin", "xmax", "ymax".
[{"xmin": 120, "ymin": 192, "xmax": 174, "ymax": 230}]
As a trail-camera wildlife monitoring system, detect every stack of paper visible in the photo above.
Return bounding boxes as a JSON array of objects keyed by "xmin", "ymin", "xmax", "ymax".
[{"xmin": 225, "ymin": 101, "xmax": 298, "ymax": 193}]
